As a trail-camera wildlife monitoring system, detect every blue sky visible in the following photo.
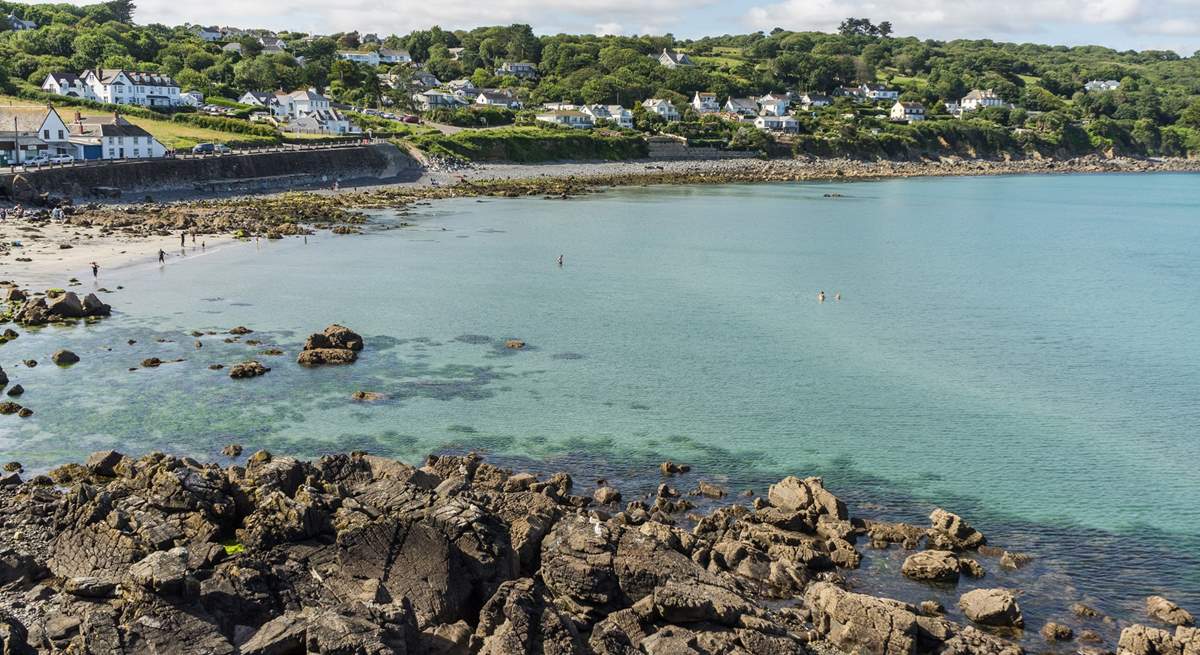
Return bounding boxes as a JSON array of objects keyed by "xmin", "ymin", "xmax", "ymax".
[{"xmin": 17, "ymin": 0, "xmax": 1200, "ymax": 55}]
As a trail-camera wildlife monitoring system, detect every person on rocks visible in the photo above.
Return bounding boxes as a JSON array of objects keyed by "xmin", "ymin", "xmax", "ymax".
[{"xmin": 90, "ymin": 261, "xmax": 99, "ymax": 279}]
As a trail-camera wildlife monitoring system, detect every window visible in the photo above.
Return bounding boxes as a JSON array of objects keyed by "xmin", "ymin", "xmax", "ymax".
[
  {"xmin": 43, "ymin": 130, "xmax": 50, "ymax": 139},
  {"xmin": 57, "ymin": 130, "xmax": 64, "ymax": 140}
]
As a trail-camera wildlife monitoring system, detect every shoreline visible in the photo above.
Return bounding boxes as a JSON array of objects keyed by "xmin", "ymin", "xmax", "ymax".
[
  {"xmin": 0, "ymin": 448, "xmax": 1191, "ymax": 654},
  {"xmin": 3, "ymin": 155, "xmax": 1199, "ymax": 287}
]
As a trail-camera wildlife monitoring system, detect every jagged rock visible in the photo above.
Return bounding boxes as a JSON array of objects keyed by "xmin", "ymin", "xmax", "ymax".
[
  {"xmin": 928, "ymin": 508, "xmax": 986, "ymax": 550},
  {"xmin": 229, "ymin": 326, "xmax": 253, "ymax": 335},
  {"xmin": 960, "ymin": 558, "xmax": 986, "ymax": 578},
  {"xmin": 222, "ymin": 444, "xmax": 242, "ymax": 457},
  {"xmin": 0, "ymin": 366, "xmax": 6, "ymax": 387},
  {"xmin": 5, "ymin": 384, "xmax": 23, "ymax": 397},
  {"xmin": 45, "ymin": 291, "xmax": 85, "ymax": 318},
  {"xmin": 3, "ymin": 287, "xmax": 26, "ymax": 302},
  {"xmin": 1178, "ymin": 627, "xmax": 1199, "ymax": 655},
  {"xmin": 1042, "ymin": 622, "xmax": 1075, "ymax": 641},
  {"xmin": 504, "ymin": 339, "xmax": 526, "ymax": 349},
  {"xmin": 64, "ymin": 575, "xmax": 117, "ymax": 598},
  {"xmin": 767, "ymin": 476, "xmax": 848, "ymax": 520},
  {"xmin": 297, "ymin": 347, "xmax": 358, "ymax": 366},
  {"xmin": 12, "ymin": 298, "xmax": 49, "ymax": 326},
  {"xmin": 474, "ymin": 578, "xmax": 583, "ymax": 654},
  {"xmin": 85, "ymin": 449, "xmax": 126, "ymax": 476},
  {"xmin": 693, "ymin": 480, "xmax": 726, "ymax": 499},
  {"xmin": 959, "ymin": 588, "xmax": 1023, "ymax": 628},
  {"xmin": 51, "ymin": 349, "xmax": 80, "ymax": 365},
  {"xmin": 422, "ymin": 621, "xmax": 473, "ymax": 655},
  {"xmin": 594, "ymin": 486, "xmax": 622, "ymax": 505},
  {"xmin": 1073, "ymin": 603, "xmax": 1103, "ymax": 618},
  {"xmin": 241, "ymin": 605, "xmax": 413, "ymax": 655},
  {"xmin": 1118, "ymin": 624, "xmax": 1183, "ymax": 655},
  {"xmin": 0, "ymin": 611, "xmax": 30, "ymax": 654},
  {"xmin": 229, "ymin": 361, "xmax": 270, "ymax": 378},
  {"xmin": 82, "ymin": 292, "xmax": 111, "ymax": 316},
  {"xmin": 0, "ymin": 402, "xmax": 22, "ymax": 415},
  {"xmin": 129, "ymin": 546, "xmax": 191, "ymax": 596},
  {"xmin": 1149, "ymin": 596, "xmax": 1195, "ymax": 627},
  {"xmin": 901, "ymin": 550, "xmax": 961, "ymax": 582},
  {"xmin": 303, "ymin": 324, "xmax": 364, "ymax": 351},
  {"xmin": 805, "ymin": 582, "xmax": 919, "ymax": 655}
]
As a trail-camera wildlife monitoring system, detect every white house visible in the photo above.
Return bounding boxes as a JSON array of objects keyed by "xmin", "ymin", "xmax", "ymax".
[
  {"xmin": 475, "ymin": 90, "xmax": 522, "ymax": 109},
  {"xmin": 448, "ymin": 47, "xmax": 465, "ymax": 60},
  {"xmin": 412, "ymin": 90, "xmax": 469, "ymax": 111},
  {"xmin": 194, "ymin": 26, "xmax": 223, "ymax": 42},
  {"xmin": 276, "ymin": 88, "xmax": 331, "ymax": 117},
  {"xmin": 287, "ymin": 108, "xmax": 358, "ymax": 135},
  {"xmin": 582, "ymin": 105, "xmax": 633, "ymax": 129},
  {"xmin": 642, "ymin": 98, "xmax": 680, "ymax": 122},
  {"xmin": 180, "ymin": 91, "xmax": 205, "ymax": 107},
  {"xmin": 67, "ymin": 114, "xmax": 167, "ymax": 160},
  {"xmin": 495, "ymin": 62, "xmax": 538, "ymax": 79},
  {"xmin": 692, "ymin": 92, "xmax": 720, "ymax": 114},
  {"xmin": 724, "ymin": 97, "xmax": 758, "ymax": 117},
  {"xmin": 41, "ymin": 73, "xmax": 89, "ymax": 98},
  {"xmin": 259, "ymin": 37, "xmax": 287, "ymax": 50},
  {"xmin": 961, "ymin": 89, "xmax": 1005, "ymax": 111},
  {"xmin": 64, "ymin": 69, "xmax": 183, "ymax": 107},
  {"xmin": 411, "ymin": 71, "xmax": 441, "ymax": 88},
  {"xmin": 657, "ymin": 49, "xmax": 694, "ymax": 69},
  {"xmin": 754, "ymin": 114, "xmax": 799, "ymax": 133},
  {"xmin": 339, "ymin": 51, "xmax": 381, "ymax": 66},
  {"xmin": 446, "ymin": 79, "xmax": 477, "ymax": 96},
  {"xmin": 7, "ymin": 13, "xmax": 37, "ymax": 31},
  {"xmin": 800, "ymin": 93, "xmax": 832, "ymax": 108},
  {"xmin": 890, "ymin": 101, "xmax": 925, "ymax": 122},
  {"xmin": 536, "ymin": 110, "xmax": 594, "ymax": 129},
  {"xmin": 0, "ymin": 106, "xmax": 73, "ymax": 165},
  {"xmin": 1084, "ymin": 80, "xmax": 1120, "ymax": 92},
  {"xmin": 379, "ymin": 49, "xmax": 412, "ymax": 65},
  {"xmin": 860, "ymin": 83, "xmax": 899, "ymax": 102},
  {"xmin": 758, "ymin": 93, "xmax": 791, "ymax": 117}
]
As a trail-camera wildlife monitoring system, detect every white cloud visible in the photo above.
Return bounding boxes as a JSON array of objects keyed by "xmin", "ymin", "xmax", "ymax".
[{"xmin": 594, "ymin": 22, "xmax": 625, "ymax": 36}]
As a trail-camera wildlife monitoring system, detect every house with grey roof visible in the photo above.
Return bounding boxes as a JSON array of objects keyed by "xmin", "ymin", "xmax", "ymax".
[
  {"xmin": 0, "ymin": 106, "xmax": 72, "ymax": 165},
  {"xmin": 657, "ymin": 49, "xmax": 694, "ymax": 69},
  {"xmin": 67, "ymin": 114, "xmax": 167, "ymax": 159}
]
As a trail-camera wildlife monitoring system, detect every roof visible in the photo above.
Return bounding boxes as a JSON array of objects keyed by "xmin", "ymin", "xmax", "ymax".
[
  {"xmin": 726, "ymin": 97, "xmax": 756, "ymax": 107},
  {"xmin": 242, "ymin": 91, "xmax": 273, "ymax": 104},
  {"xmin": 963, "ymin": 89, "xmax": 998, "ymax": 99},
  {"xmin": 478, "ymin": 90, "xmax": 517, "ymax": 101},
  {"xmin": 759, "ymin": 93, "xmax": 789, "ymax": 102},
  {"xmin": 861, "ymin": 83, "xmax": 891, "ymax": 91},
  {"xmin": 539, "ymin": 110, "xmax": 591, "ymax": 118},
  {"xmin": 379, "ymin": 48, "xmax": 410, "ymax": 57},
  {"xmin": 285, "ymin": 89, "xmax": 328, "ymax": 102},
  {"xmin": 0, "ymin": 107, "xmax": 58, "ymax": 134},
  {"xmin": 896, "ymin": 101, "xmax": 925, "ymax": 110},
  {"xmin": 69, "ymin": 116, "xmax": 154, "ymax": 139},
  {"xmin": 643, "ymin": 98, "xmax": 674, "ymax": 107},
  {"xmin": 46, "ymin": 72, "xmax": 82, "ymax": 86},
  {"xmin": 90, "ymin": 69, "xmax": 179, "ymax": 88},
  {"xmin": 803, "ymin": 93, "xmax": 832, "ymax": 101},
  {"xmin": 659, "ymin": 49, "xmax": 693, "ymax": 66}
]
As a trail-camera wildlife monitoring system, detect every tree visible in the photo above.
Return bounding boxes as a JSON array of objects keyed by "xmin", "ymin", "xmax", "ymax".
[
  {"xmin": 1180, "ymin": 99, "xmax": 1200, "ymax": 129},
  {"xmin": 104, "ymin": 0, "xmax": 136, "ymax": 23}
]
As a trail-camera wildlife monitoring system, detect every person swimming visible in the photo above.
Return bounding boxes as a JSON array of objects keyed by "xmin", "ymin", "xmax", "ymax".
[
  {"xmin": 817, "ymin": 290, "xmax": 826, "ymax": 302},
  {"xmin": 557, "ymin": 254, "xmax": 564, "ymax": 267},
  {"xmin": 835, "ymin": 292, "xmax": 841, "ymax": 301}
]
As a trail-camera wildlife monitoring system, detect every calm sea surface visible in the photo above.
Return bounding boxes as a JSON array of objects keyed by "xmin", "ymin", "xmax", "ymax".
[{"xmin": 3, "ymin": 173, "xmax": 1198, "ymax": 637}]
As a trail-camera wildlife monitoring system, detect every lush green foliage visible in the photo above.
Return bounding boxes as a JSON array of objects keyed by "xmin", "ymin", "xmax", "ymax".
[{"xmin": 409, "ymin": 126, "xmax": 648, "ymax": 162}]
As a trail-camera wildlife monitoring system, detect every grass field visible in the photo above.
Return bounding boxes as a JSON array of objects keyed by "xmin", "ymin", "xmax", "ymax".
[{"xmin": 0, "ymin": 95, "xmax": 278, "ymax": 149}]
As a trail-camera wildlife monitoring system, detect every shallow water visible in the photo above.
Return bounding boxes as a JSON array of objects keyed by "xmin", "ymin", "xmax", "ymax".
[{"xmin": 2, "ymin": 173, "xmax": 1199, "ymax": 640}]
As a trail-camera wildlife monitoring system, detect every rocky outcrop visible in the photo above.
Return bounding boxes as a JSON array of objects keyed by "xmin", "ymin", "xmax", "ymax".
[
  {"xmin": 901, "ymin": 550, "xmax": 961, "ymax": 583},
  {"xmin": 928, "ymin": 508, "xmax": 986, "ymax": 551},
  {"xmin": 51, "ymin": 350, "xmax": 80, "ymax": 365},
  {"xmin": 0, "ymin": 450, "xmax": 1034, "ymax": 655},
  {"xmin": 298, "ymin": 324, "xmax": 363, "ymax": 366},
  {"xmin": 1118, "ymin": 624, "xmax": 1185, "ymax": 655},
  {"xmin": 229, "ymin": 361, "xmax": 270, "ymax": 379},
  {"xmin": 958, "ymin": 588, "xmax": 1023, "ymax": 628},
  {"xmin": 1148, "ymin": 596, "xmax": 1195, "ymax": 627}
]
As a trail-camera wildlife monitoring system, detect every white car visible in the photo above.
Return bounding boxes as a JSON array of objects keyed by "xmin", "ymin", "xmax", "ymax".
[
  {"xmin": 48, "ymin": 154, "xmax": 75, "ymax": 164},
  {"xmin": 23, "ymin": 155, "xmax": 52, "ymax": 167}
]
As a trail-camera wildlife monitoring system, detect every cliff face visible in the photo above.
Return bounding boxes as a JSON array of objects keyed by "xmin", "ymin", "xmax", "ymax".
[{"xmin": 2, "ymin": 144, "xmax": 421, "ymax": 199}]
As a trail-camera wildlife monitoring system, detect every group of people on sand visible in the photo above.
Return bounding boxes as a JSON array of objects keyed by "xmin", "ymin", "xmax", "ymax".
[{"xmin": 817, "ymin": 290, "xmax": 841, "ymax": 302}]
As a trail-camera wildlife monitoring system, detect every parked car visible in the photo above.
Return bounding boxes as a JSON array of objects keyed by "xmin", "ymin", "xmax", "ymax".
[
  {"xmin": 402, "ymin": 115, "xmax": 421, "ymax": 124},
  {"xmin": 192, "ymin": 143, "xmax": 232, "ymax": 155},
  {"xmin": 48, "ymin": 154, "xmax": 75, "ymax": 164},
  {"xmin": 24, "ymin": 155, "xmax": 52, "ymax": 167}
]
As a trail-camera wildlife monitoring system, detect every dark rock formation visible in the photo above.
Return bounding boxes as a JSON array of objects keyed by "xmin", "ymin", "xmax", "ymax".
[
  {"xmin": 51, "ymin": 350, "xmax": 80, "ymax": 365},
  {"xmin": 229, "ymin": 361, "xmax": 270, "ymax": 379},
  {"xmin": 298, "ymin": 324, "xmax": 363, "ymax": 366}
]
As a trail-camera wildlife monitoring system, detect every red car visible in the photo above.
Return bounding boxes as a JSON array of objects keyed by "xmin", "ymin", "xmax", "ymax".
[{"xmin": 402, "ymin": 115, "xmax": 421, "ymax": 124}]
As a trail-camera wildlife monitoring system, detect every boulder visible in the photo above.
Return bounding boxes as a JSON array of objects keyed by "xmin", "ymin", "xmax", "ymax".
[
  {"xmin": 45, "ymin": 291, "xmax": 85, "ymax": 318},
  {"xmin": 594, "ymin": 486, "xmax": 622, "ymax": 505},
  {"xmin": 959, "ymin": 588, "xmax": 1023, "ymax": 628},
  {"xmin": 297, "ymin": 348, "xmax": 358, "ymax": 366},
  {"xmin": 303, "ymin": 324, "xmax": 363, "ymax": 351},
  {"xmin": 82, "ymin": 292, "xmax": 111, "ymax": 316},
  {"xmin": 51, "ymin": 349, "xmax": 80, "ymax": 365},
  {"xmin": 12, "ymin": 298, "xmax": 49, "ymax": 326},
  {"xmin": 1149, "ymin": 596, "xmax": 1195, "ymax": 627},
  {"xmin": 805, "ymin": 582, "xmax": 919, "ymax": 655},
  {"xmin": 85, "ymin": 449, "xmax": 126, "ymax": 476},
  {"xmin": 0, "ymin": 366, "xmax": 5, "ymax": 387},
  {"xmin": 474, "ymin": 578, "xmax": 583, "ymax": 654},
  {"xmin": 129, "ymin": 546, "xmax": 190, "ymax": 596},
  {"xmin": 3, "ymin": 288, "xmax": 26, "ymax": 303},
  {"xmin": 767, "ymin": 476, "xmax": 848, "ymax": 520},
  {"xmin": 1118, "ymin": 624, "xmax": 1184, "ymax": 655},
  {"xmin": 901, "ymin": 550, "xmax": 961, "ymax": 583},
  {"xmin": 64, "ymin": 575, "xmax": 117, "ymax": 598},
  {"xmin": 5, "ymin": 385, "xmax": 23, "ymax": 397},
  {"xmin": 1041, "ymin": 622, "xmax": 1074, "ymax": 641},
  {"xmin": 928, "ymin": 508, "xmax": 986, "ymax": 550},
  {"xmin": 229, "ymin": 361, "xmax": 270, "ymax": 379}
]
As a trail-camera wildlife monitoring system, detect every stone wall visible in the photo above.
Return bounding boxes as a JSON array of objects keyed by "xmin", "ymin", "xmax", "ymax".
[
  {"xmin": 646, "ymin": 139, "xmax": 756, "ymax": 160},
  {"xmin": 1, "ymin": 143, "xmax": 420, "ymax": 200}
]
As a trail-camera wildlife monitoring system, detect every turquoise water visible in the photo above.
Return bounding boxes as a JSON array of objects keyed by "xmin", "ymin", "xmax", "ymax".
[{"xmin": 2, "ymin": 173, "xmax": 1198, "ymax": 628}]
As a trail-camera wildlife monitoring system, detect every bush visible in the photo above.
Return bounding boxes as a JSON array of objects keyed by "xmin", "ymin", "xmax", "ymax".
[
  {"xmin": 409, "ymin": 126, "xmax": 648, "ymax": 162},
  {"xmin": 425, "ymin": 105, "xmax": 515, "ymax": 127},
  {"xmin": 171, "ymin": 113, "xmax": 279, "ymax": 137}
]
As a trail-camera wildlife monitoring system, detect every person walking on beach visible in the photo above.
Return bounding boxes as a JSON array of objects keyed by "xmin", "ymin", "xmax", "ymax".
[
  {"xmin": 180, "ymin": 231, "xmax": 186, "ymax": 247},
  {"xmin": 158, "ymin": 249, "xmax": 166, "ymax": 264},
  {"xmin": 90, "ymin": 261, "xmax": 99, "ymax": 278}
]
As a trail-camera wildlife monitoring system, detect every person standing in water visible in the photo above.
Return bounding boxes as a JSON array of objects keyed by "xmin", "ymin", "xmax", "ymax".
[
  {"xmin": 835, "ymin": 292, "xmax": 841, "ymax": 301},
  {"xmin": 180, "ymin": 231, "xmax": 185, "ymax": 247},
  {"xmin": 90, "ymin": 261, "xmax": 99, "ymax": 278},
  {"xmin": 817, "ymin": 290, "xmax": 826, "ymax": 302},
  {"xmin": 158, "ymin": 249, "xmax": 166, "ymax": 264},
  {"xmin": 557, "ymin": 254, "xmax": 564, "ymax": 267}
]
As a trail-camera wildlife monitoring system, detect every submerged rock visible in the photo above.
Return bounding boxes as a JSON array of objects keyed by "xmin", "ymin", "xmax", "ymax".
[
  {"xmin": 229, "ymin": 361, "xmax": 270, "ymax": 379},
  {"xmin": 51, "ymin": 349, "xmax": 80, "ymax": 365}
]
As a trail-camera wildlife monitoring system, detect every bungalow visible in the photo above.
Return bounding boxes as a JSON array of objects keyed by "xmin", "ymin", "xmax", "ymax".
[
  {"xmin": 41, "ymin": 73, "xmax": 89, "ymax": 98},
  {"xmin": 758, "ymin": 93, "xmax": 791, "ymax": 117},
  {"xmin": 286, "ymin": 108, "xmax": 358, "ymax": 135},
  {"xmin": 411, "ymin": 71, "xmax": 441, "ymax": 88},
  {"xmin": 692, "ymin": 92, "xmax": 720, "ymax": 114},
  {"xmin": 259, "ymin": 37, "xmax": 287, "ymax": 50},
  {"xmin": 657, "ymin": 49, "xmax": 694, "ymax": 69},
  {"xmin": 859, "ymin": 83, "xmax": 899, "ymax": 102},
  {"xmin": 1084, "ymin": 80, "xmax": 1120, "ymax": 92},
  {"xmin": 642, "ymin": 98, "xmax": 680, "ymax": 122},
  {"xmin": 835, "ymin": 85, "xmax": 863, "ymax": 99},
  {"xmin": 800, "ymin": 93, "xmax": 832, "ymax": 108},
  {"xmin": 0, "ymin": 106, "xmax": 72, "ymax": 165},
  {"xmin": 536, "ymin": 110, "xmax": 594, "ymax": 129},
  {"xmin": 7, "ymin": 13, "xmax": 37, "ymax": 31},
  {"xmin": 724, "ymin": 97, "xmax": 758, "ymax": 117},
  {"xmin": 475, "ymin": 90, "xmax": 522, "ymax": 110},
  {"xmin": 961, "ymin": 89, "xmax": 1005, "ymax": 111},
  {"xmin": 890, "ymin": 101, "xmax": 925, "ymax": 122},
  {"xmin": 379, "ymin": 49, "xmax": 412, "ymax": 65},
  {"xmin": 339, "ymin": 51, "xmax": 381, "ymax": 66},
  {"xmin": 412, "ymin": 90, "xmax": 468, "ymax": 111},
  {"xmin": 445, "ymin": 79, "xmax": 477, "ymax": 96},
  {"xmin": 180, "ymin": 91, "xmax": 205, "ymax": 107},
  {"xmin": 582, "ymin": 105, "xmax": 633, "ymax": 129},
  {"xmin": 66, "ymin": 114, "xmax": 167, "ymax": 160},
  {"xmin": 495, "ymin": 62, "xmax": 538, "ymax": 79},
  {"xmin": 754, "ymin": 114, "xmax": 799, "ymax": 133}
]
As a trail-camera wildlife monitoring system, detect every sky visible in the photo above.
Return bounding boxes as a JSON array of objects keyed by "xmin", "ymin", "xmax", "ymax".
[{"xmin": 16, "ymin": 0, "xmax": 1200, "ymax": 55}]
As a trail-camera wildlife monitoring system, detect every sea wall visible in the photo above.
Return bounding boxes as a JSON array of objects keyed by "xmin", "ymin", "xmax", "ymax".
[
  {"xmin": 1, "ymin": 143, "xmax": 421, "ymax": 200},
  {"xmin": 646, "ymin": 136, "xmax": 756, "ymax": 160}
]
